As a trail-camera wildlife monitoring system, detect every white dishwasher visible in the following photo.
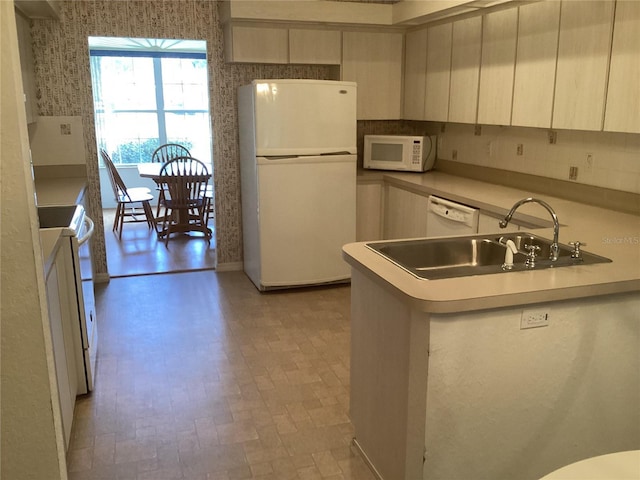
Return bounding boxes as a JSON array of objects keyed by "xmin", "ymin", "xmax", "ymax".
[{"xmin": 426, "ymin": 195, "xmax": 479, "ymax": 237}]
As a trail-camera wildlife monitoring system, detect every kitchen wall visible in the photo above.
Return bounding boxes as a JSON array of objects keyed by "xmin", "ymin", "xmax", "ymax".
[
  {"xmin": 438, "ymin": 124, "xmax": 640, "ymax": 194},
  {"xmin": 30, "ymin": 0, "xmax": 337, "ymax": 276}
]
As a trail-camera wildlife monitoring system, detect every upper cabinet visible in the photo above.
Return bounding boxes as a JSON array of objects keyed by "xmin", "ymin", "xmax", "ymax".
[
  {"xmin": 477, "ymin": 8, "xmax": 517, "ymax": 126},
  {"xmin": 342, "ymin": 30, "xmax": 403, "ymax": 120},
  {"xmin": 14, "ymin": 0, "xmax": 60, "ymax": 19},
  {"xmin": 511, "ymin": 1, "xmax": 560, "ymax": 128},
  {"xmin": 403, "ymin": 27, "xmax": 428, "ymax": 120},
  {"xmin": 289, "ymin": 28, "xmax": 341, "ymax": 65},
  {"xmin": 552, "ymin": 1, "xmax": 615, "ymax": 131},
  {"xmin": 224, "ymin": 25, "xmax": 289, "ymax": 64},
  {"xmin": 424, "ymin": 22, "xmax": 452, "ymax": 122},
  {"xmin": 448, "ymin": 16, "xmax": 482, "ymax": 124},
  {"xmin": 604, "ymin": 0, "xmax": 640, "ymax": 134},
  {"xmin": 223, "ymin": 25, "xmax": 341, "ymax": 64}
]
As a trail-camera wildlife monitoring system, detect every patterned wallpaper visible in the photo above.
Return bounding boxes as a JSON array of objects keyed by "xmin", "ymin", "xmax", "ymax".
[{"xmin": 30, "ymin": 0, "xmax": 338, "ymax": 276}]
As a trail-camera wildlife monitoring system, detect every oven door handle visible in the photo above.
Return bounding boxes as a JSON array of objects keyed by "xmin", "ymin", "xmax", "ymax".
[{"xmin": 78, "ymin": 216, "xmax": 95, "ymax": 245}]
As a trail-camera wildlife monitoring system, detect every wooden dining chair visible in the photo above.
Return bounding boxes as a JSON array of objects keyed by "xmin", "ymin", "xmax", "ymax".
[
  {"xmin": 100, "ymin": 149, "xmax": 156, "ymax": 239},
  {"xmin": 156, "ymin": 156, "xmax": 211, "ymax": 246},
  {"xmin": 150, "ymin": 143, "xmax": 192, "ymax": 217},
  {"xmin": 151, "ymin": 143, "xmax": 191, "ymax": 163},
  {"xmin": 204, "ymin": 184, "xmax": 215, "ymax": 227}
]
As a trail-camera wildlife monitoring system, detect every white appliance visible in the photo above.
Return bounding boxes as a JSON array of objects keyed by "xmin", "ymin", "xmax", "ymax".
[
  {"xmin": 38, "ymin": 205, "xmax": 97, "ymax": 394},
  {"xmin": 363, "ymin": 134, "xmax": 437, "ymax": 172},
  {"xmin": 238, "ymin": 79, "xmax": 357, "ymax": 291},
  {"xmin": 426, "ymin": 195, "xmax": 479, "ymax": 237}
]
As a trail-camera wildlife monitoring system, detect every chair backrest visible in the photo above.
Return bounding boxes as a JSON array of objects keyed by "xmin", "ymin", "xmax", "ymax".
[
  {"xmin": 100, "ymin": 149, "xmax": 130, "ymax": 202},
  {"xmin": 151, "ymin": 143, "xmax": 191, "ymax": 164},
  {"xmin": 158, "ymin": 156, "xmax": 210, "ymax": 209}
]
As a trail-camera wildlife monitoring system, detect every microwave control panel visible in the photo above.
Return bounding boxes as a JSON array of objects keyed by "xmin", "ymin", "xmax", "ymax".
[{"xmin": 412, "ymin": 141, "xmax": 423, "ymax": 166}]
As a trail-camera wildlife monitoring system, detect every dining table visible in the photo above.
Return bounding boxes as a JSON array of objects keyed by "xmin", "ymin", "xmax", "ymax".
[{"xmin": 137, "ymin": 162, "xmax": 212, "ymax": 239}]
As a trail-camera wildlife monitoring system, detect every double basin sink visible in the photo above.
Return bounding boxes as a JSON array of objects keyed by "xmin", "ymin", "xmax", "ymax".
[{"xmin": 366, "ymin": 233, "xmax": 611, "ymax": 280}]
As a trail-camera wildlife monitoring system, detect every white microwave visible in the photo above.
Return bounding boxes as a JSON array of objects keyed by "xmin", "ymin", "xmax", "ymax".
[{"xmin": 363, "ymin": 135, "xmax": 437, "ymax": 172}]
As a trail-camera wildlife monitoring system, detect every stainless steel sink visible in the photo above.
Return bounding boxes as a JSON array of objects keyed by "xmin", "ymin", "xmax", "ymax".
[
  {"xmin": 366, "ymin": 233, "xmax": 611, "ymax": 280},
  {"xmin": 37, "ymin": 205, "xmax": 82, "ymax": 229}
]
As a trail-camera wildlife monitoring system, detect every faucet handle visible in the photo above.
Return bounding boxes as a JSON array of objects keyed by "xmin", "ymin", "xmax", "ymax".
[
  {"xmin": 524, "ymin": 244, "xmax": 541, "ymax": 268},
  {"xmin": 568, "ymin": 241, "xmax": 585, "ymax": 259}
]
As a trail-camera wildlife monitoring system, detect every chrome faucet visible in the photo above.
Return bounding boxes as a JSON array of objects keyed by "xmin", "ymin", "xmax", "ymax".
[{"xmin": 500, "ymin": 197, "xmax": 560, "ymax": 261}]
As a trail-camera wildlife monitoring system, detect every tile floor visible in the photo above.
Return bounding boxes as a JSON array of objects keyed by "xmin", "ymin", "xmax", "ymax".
[{"xmin": 66, "ymin": 270, "xmax": 375, "ymax": 480}]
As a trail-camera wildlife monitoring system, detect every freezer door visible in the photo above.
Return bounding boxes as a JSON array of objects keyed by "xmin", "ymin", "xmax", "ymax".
[
  {"xmin": 251, "ymin": 80, "xmax": 357, "ymax": 156},
  {"xmin": 256, "ymin": 154, "xmax": 356, "ymax": 289}
]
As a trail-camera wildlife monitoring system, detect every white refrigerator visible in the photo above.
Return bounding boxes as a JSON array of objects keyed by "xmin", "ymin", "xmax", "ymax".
[{"xmin": 238, "ymin": 79, "xmax": 357, "ymax": 291}]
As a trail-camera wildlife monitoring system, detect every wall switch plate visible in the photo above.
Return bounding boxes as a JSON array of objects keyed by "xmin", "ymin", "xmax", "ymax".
[
  {"xmin": 517, "ymin": 144, "xmax": 524, "ymax": 156},
  {"xmin": 548, "ymin": 130, "xmax": 557, "ymax": 144},
  {"xmin": 474, "ymin": 125, "xmax": 482, "ymax": 136},
  {"xmin": 521, "ymin": 309, "xmax": 550, "ymax": 329}
]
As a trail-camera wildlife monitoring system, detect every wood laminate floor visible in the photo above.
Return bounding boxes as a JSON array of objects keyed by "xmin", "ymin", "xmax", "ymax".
[
  {"xmin": 103, "ymin": 208, "xmax": 216, "ymax": 278},
  {"xmin": 66, "ymin": 270, "xmax": 374, "ymax": 480}
]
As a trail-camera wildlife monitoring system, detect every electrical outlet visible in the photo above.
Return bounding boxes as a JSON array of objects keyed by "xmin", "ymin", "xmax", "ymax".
[
  {"xmin": 548, "ymin": 130, "xmax": 557, "ymax": 144},
  {"xmin": 521, "ymin": 309, "xmax": 550, "ymax": 329},
  {"xmin": 60, "ymin": 123, "xmax": 72, "ymax": 135},
  {"xmin": 517, "ymin": 144, "xmax": 524, "ymax": 156},
  {"xmin": 474, "ymin": 125, "xmax": 482, "ymax": 136},
  {"xmin": 486, "ymin": 141, "xmax": 492, "ymax": 156},
  {"xmin": 452, "ymin": 149, "xmax": 458, "ymax": 161},
  {"xmin": 569, "ymin": 166, "xmax": 578, "ymax": 181},
  {"xmin": 586, "ymin": 153, "xmax": 594, "ymax": 171}
]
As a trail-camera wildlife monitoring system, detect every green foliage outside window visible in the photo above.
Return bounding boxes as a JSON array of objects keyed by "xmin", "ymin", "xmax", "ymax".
[{"xmin": 110, "ymin": 139, "xmax": 193, "ymax": 164}]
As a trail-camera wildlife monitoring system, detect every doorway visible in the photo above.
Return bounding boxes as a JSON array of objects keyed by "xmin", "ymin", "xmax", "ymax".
[{"xmin": 88, "ymin": 36, "xmax": 215, "ymax": 277}]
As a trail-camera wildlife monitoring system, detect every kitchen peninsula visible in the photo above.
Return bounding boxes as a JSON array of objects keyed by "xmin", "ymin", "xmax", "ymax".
[{"xmin": 344, "ymin": 172, "xmax": 640, "ymax": 480}]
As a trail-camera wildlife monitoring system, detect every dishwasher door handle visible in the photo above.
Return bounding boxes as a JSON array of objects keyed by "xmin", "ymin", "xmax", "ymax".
[{"xmin": 428, "ymin": 196, "xmax": 479, "ymax": 227}]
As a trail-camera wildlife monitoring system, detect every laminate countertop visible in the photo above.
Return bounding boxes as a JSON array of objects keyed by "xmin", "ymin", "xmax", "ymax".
[
  {"xmin": 345, "ymin": 171, "xmax": 640, "ymax": 313},
  {"xmin": 35, "ymin": 176, "xmax": 87, "ymax": 272}
]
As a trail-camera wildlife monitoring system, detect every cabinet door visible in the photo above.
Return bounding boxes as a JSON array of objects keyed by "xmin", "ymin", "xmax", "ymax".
[
  {"xmin": 357, "ymin": 182, "xmax": 383, "ymax": 241},
  {"xmin": 224, "ymin": 25, "xmax": 289, "ymax": 63},
  {"xmin": 342, "ymin": 31, "xmax": 403, "ymax": 120},
  {"xmin": 604, "ymin": 1, "xmax": 640, "ymax": 134},
  {"xmin": 448, "ymin": 16, "xmax": 482, "ymax": 124},
  {"xmin": 477, "ymin": 8, "xmax": 517, "ymax": 126},
  {"xmin": 289, "ymin": 29, "xmax": 341, "ymax": 65},
  {"xmin": 403, "ymin": 28, "xmax": 428, "ymax": 120},
  {"xmin": 511, "ymin": 1, "xmax": 561, "ymax": 128},
  {"xmin": 45, "ymin": 246, "xmax": 78, "ymax": 449},
  {"xmin": 383, "ymin": 186, "xmax": 429, "ymax": 240},
  {"xmin": 424, "ymin": 23, "xmax": 452, "ymax": 122},
  {"xmin": 553, "ymin": 1, "xmax": 614, "ymax": 131}
]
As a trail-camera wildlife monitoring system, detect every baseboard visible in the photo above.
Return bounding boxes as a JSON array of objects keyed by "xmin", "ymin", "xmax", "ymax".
[
  {"xmin": 94, "ymin": 272, "xmax": 110, "ymax": 284},
  {"xmin": 351, "ymin": 438, "xmax": 384, "ymax": 480},
  {"xmin": 215, "ymin": 261, "xmax": 243, "ymax": 272}
]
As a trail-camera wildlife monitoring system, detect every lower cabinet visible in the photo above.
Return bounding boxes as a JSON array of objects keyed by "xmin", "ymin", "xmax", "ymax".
[
  {"xmin": 44, "ymin": 241, "xmax": 77, "ymax": 450},
  {"xmin": 356, "ymin": 181, "xmax": 383, "ymax": 241},
  {"xmin": 383, "ymin": 185, "xmax": 429, "ymax": 240}
]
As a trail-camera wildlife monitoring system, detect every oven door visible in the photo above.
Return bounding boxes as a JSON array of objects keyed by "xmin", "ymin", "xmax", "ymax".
[{"xmin": 75, "ymin": 215, "xmax": 97, "ymax": 393}]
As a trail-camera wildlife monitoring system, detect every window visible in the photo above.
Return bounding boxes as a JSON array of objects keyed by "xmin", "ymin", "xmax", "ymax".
[{"xmin": 89, "ymin": 37, "xmax": 211, "ymax": 165}]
